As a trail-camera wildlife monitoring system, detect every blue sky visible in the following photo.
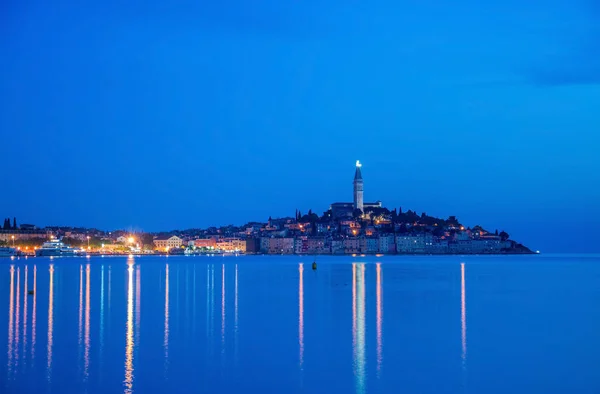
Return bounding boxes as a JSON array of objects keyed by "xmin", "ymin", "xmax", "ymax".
[{"xmin": 1, "ymin": 0, "xmax": 599, "ymax": 252}]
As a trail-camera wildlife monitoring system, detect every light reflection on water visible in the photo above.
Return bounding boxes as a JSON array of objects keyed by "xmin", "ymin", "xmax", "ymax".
[
  {"xmin": 352, "ymin": 263, "xmax": 366, "ymax": 394},
  {"xmin": 124, "ymin": 258, "xmax": 135, "ymax": 393},
  {"xmin": 7, "ymin": 265, "xmax": 14, "ymax": 378},
  {"xmin": 164, "ymin": 263, "xmax": 169, "ymax": 374},
  {"xmin": 376, "ymin": 262, "xmax": 383, "ymax": 377},
  {"xmin": 31, "ymin": 265, "xmax": 37, "ymax": 363},
  {"xmin": 15, "ymin": 267, "xmax": 20, "ymax": 372},
  {"xmin": 22, "ymin": 266, "xmax": 28, "ymax": 370},
  {"xmin": 461, "ymin": 262, "xmax": 467, "ymax": 367},
  {"xmin": 47, "ymin": 264, "xmax": 54, "ymax": 382},
  {"xmin": 298, "ymin": 263, "xmax": 304, "ymax": 370},
  {"xmin": 4, "ymin": 255, "xmax": 598, "ymax": 394},
  {"xmin": 84, "ymin": 264, "xmax": 90, "ymax": 380}
]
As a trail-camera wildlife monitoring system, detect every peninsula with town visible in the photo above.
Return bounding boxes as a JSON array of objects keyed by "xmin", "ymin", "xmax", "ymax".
[{"xmin": 1, "ymin": 161, "xmax": 533, "ymax": 256}]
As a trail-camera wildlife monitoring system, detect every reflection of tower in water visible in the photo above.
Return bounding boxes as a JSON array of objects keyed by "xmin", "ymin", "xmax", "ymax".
[
  {"xmin": 376, "ymin": 263, "xmax": 383, "ymax": 377},
  {"xmin": 352, "ymin": 263, "xmax": 366, "ymax": 394},
  {"xmin": 124, "ymin": 258, "xmax": 135, "ymax": 393}
]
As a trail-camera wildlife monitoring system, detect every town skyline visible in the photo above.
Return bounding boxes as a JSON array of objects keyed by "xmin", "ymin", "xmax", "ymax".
[{"xmin": 2, "ymin": 161, "xmax": 533, "ymax": 255}]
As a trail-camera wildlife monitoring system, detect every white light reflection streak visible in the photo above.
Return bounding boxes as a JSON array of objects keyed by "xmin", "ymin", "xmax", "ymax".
[
  {"xmin": 22, "ymin": 266, "xmax": 28, "ymax": 367},
  {"xmin": 31, "ymin": 266, "xmax": 36, "ymax": 362},
  {"xmin": 136, "ymin": 266, "xmax": 141, "ymax": 344},
  {"xmin": 7, "ymin": 266, "xmax": 15, "ymax": 377},
  {"xmin": 15, "ymin": 267, "xmax": 20, "ymax": 369},
  {"xmin": 234, "ymin": 264, "xmax": 238, "ymax": 366},
  {"xmin": 221, "ymin": 264, "xmax": 226, "ymax": 353},
  {"xmin": 124, "ymin": 260, "xmax": 135, "ymax": 393},
  {"xmin": 352, "ymin": 263, "xmax": 366, "ymax": 394},
  {"xmin": 84, "ymin": 264, "xmax": 91, "ymax": 380},
  {"xmin": 461, "ymin": 263, "xmax": 467, "ymax": 367},
  {"xmin": 164, "ymin": 264, "xmax": 169, "ymax": 372},
  {"xmin": 78, "ymin": 265, "xmax": 83, "ymax": 372},
  {"xmin": 47, "ymin": 264, "xmax": 54, "ymax": 382},
  {"xmin": 298, "ymin": 263, "xmax": 304, "ymax": 370},
  {"xmin": 100, "ymin": 265, "xmax": 105, "ymax": 370},
  {"xmin": 376, "ymin": 263, "xmax": 383, "ymax": 377},
  {"xmin": 206, "ymin": 264, "xmax": 210, "ymax": 338},
  {"xmin": 209, "ymin": 265, "xmax": 215, "ymax": 346}
]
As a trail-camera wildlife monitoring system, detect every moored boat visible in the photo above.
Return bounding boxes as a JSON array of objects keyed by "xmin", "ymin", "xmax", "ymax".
[
  {"xmin": 0, "ymin": 247, "xmax": 17, "ymax": 257},
  {"xmin": 35, "ymin": 238, "xmax": 84, "ymax": 257}
]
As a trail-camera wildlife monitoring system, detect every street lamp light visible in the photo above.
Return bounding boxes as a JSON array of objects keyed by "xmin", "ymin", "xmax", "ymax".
[
  {"xmin": 87, "ymin": 236, "xmax": 91, "ymax": 250},
  {"xmin": 11, "ymin": 235, "xmax": 15, "ymax": 247}
]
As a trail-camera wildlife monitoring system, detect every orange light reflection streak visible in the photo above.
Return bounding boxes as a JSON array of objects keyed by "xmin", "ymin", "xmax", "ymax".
[
  {"xmin": 221, "ymin": 264, "xmax": 225, "ymax": 350},
  {"xmin": 22, "ymin": 266, "xmax": 28, "ymax": 366},
  {"xmin": 461, "ymin": 263, "xmax": 467, "ymax": 366},
  {"xmin": 7, "ymin": 266, "xmax": 15, "ymax": 377},
  {"xmin": 299, "ymin": 263, "xmax": 304, "ymax": 369},
  {"xmin": 124, "ymin": 261, "xmax": 134, "ymax": 393},
  {"xmin": 47, "ymin": 264, "xmax": 54, "ymax": 382},
  {"xmin": 376, "ymin": 263, "xmax": 383, "ymax": 376},
  {"xmin": 164, "ymin": 264, "xmax": 169, "ymax": 366}
]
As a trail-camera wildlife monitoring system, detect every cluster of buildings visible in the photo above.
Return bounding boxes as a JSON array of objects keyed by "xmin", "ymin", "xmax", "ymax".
[
  {"xmin": 2, "ymin": 161, "xmax": 531, "ymax": 255},
  {"xmin": 246, "ymin": 232, "xmax": 512, "ymax": 255},
  {"xmin": 166, "ymin": 161, "xmax": 528, "ymax": 255}
]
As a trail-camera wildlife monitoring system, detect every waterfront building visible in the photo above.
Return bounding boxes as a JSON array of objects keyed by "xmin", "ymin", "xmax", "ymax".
[
  {"xmin": 295, "ymin": 237, "xmax": 308, "ymax": 254},
  {"xmin": 194, "ymin": 238, "xmax": 217, "ymax": 248},
  {"xmin": 216, "ymin": 238, "xmax": 246, "ymax": 252},
  {"xmin": 153, "ymin": 235, "xmax": 183, "ymax": 250},
  {"xmin": 366, "ymin": 237, "xmax": 379, "ymax": 253},
  {"xmin": 344, "ymin": 237, "xmax": 361, "ymax": 254},
  {"xmin": 260, "ymin": 237, "xmax": 271, "ymax": 253},
  {"xmin": 332, "ymin": 239, "xmax": 345, "ymax": 254},
  {"xmin": 246, "ymin": 238, "xmax": 261, "ymax": 254},
  {"xmin": 307, "ymin": 237, "xmax": 328, "ymax": 254},
  {"xmin": 268, "ymin": 237, "xmax": 295, "ymax": 254},
  {"xmin": 378, "ymin": 234, "xmax": 396, "ymax": 253},
  {"xmin": 0, "ymin": 230, "xmax": 52, "ymax": 242}
]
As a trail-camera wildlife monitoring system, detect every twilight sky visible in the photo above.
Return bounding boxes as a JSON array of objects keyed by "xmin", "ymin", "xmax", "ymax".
[{"xmin": 1, "ymin": 0, "xmax": 599, "ymax": 252}]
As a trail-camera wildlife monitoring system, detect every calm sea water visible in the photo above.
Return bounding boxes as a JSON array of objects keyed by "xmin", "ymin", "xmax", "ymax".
[{"xmin": 1, "ymin": 254, "xmax": 600, "ymax": 394}]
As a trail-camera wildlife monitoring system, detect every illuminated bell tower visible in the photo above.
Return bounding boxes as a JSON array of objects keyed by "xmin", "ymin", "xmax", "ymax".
[{"xmin": 353, "ymin": 160, "xmax": 364, "ymax": 213}]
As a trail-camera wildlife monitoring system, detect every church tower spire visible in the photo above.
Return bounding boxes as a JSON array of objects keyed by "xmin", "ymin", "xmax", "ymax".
[{"xmin": 353, "ymin": 160, "xmax": 364, "ymax": 213}]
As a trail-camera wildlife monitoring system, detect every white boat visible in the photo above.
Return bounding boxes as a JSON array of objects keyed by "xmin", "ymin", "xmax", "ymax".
[
  {"xmin": 0, "ymin": 247, "xmax": 17, "ymax": 257},
  {"xmin": 35, "ymin": 239, "xmax": 84, "ymax": 257}
]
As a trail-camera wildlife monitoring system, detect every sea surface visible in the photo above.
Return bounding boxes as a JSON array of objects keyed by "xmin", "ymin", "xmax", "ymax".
[{"xmin": 1, "ymin": 254, "xmax": 600, "ymax": 394}]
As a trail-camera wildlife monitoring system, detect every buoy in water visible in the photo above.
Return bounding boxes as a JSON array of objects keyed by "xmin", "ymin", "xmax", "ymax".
[{"xmin": 312, "ymin": 262, "xmax": 317, "ymax": 270}]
